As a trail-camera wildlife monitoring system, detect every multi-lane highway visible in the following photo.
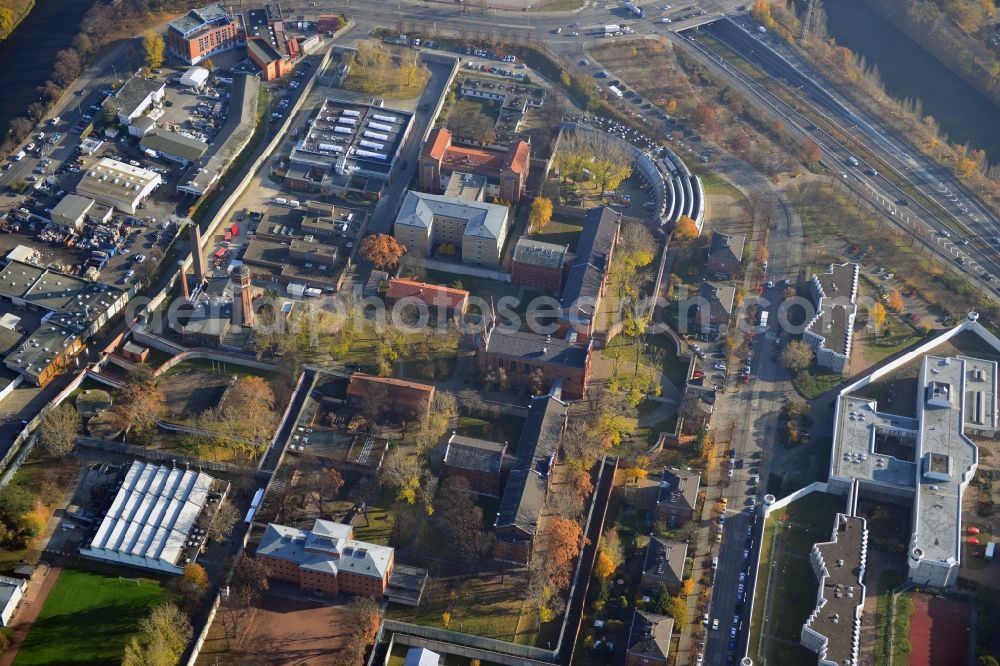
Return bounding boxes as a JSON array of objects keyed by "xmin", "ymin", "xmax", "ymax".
[{"xmin": 688, "ymin": 19, "xmax": 1000, "ymax": 297}]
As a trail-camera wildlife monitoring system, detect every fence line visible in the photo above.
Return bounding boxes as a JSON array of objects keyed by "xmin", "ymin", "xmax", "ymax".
[{"xmin": 74, "ymin": 436, "xmax": 255, "ymax": 476}]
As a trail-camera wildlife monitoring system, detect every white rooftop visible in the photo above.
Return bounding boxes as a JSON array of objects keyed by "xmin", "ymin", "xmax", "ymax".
[{"xmin": 80, "ymin": 461, "xmax": 215, "ymax": 574}]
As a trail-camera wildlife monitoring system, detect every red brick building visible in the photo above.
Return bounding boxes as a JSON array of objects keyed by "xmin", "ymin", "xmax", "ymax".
[
  {"xmin": 511, "ymin": 239, "xmax": 568, "ymax": 292},
  {"xmin": 418, "ymin": 127, "xmax": 530, "ymax": 203},
  {"xmin": 166, "ymin": 3, "xmax": 242, "ymax": 66},
  {"xmin": 442, "ymin": 434, "xmax": 507, "ymax": 497},
  {"xmin": 256, "ymin": 520, "xmax": 394, "ymax": 598},
  {"xmin": 385, "ymin": 279, "xmax": 470, "ymax": 321},
  {"xmin": 654, "ymin": 468, "xmax": 701, "ymax": 528},
  {"xmin": 346, "ymin": 373, "xmax": 435, "ymax": 422},
  {"xmin": 705, "ymin": 231, "xmax": 745, "ymax": 280},
  {"xmin": 247, "ymin": 37, "xmax": 293, "ymax": 81},
  {"xmin": 476, "ymin": 318, "xmax": 592, "ymax": 400}
]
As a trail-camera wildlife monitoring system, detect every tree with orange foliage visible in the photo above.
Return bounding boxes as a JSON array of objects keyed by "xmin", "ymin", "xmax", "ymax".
[
  {"xmin": 888, "ymin": 290, "xmax": 905, "ymax": 313},
  {"xmin": 681, "ymin": 578, "xmax": 694, "ymax": 596},
  {"xmin": 338, "ymin": 596, "xmax": 381, "ymax": 666},
  {"xmin": 594, "ymin": 551, "xmax": 616, "ymax": 579},
  {"xmin": 543, "ymin": 517, "xmax": 584, "ymax": 590},
  {"xmin": 801, "ymin": 138, "xmax": 822, "ymax": 164},
  {"xmin": 360, "ymin": 233, "xmax": 406, "ymax": 270},
  {"xmin": 571, "ymin": 467, "xmax": 594, "ymax": 504},
  {"xmin": 692, "ymin": 103, "xmax": 715, "ymax": 128},
  {"xmin": 674, "ymin": 215, "xmax": 699, "ymax": 241}
]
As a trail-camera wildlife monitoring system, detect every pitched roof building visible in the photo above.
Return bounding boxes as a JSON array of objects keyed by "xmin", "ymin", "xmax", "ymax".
[
  {"xmin": 655, "ymin": 467, "xmax": 701, "ymax": 527},
  {"xmin": 107, "ymin": 77, "xmax": 165, "ymax": 126},
  {"xmin": 79, "ymin": 460, "xmax": 218, "ymax": 574},
  {"xmin": 494, "ymin": 393, "xmax": 567, "ymax": 564},
  {"xmin": 641, "ymin": 536, "xmax": 687, "ymax": 594},
  {"xmin": 385, "ymin": 278, "xmax": 470, "ymax": 320},
  {"xmin": 477, "ymin": 322, "xmax": 592, "ymax": 400},
  {"xmin": 559, "ymin": 206, "xmax": 621, "ymax": 342},
  {"xmin": 626, "ymin": 610, "xmax": 673, "ymax": 666},
  {"xmin": 418, "ymin": 127, "xmax": 531, "ymax": 203},
  {"xmin": 346, "ymin": 373, "xmax": 435, "ymax": 421},
  {"xmin": 706, "ymin": 231, "xmax": 745, "ymax": 279},
  {"xmin": 442, "ymin": 434, "xmax": 507, "ymax": 496},
  {"xmin": 697, "ymin": 281, "xmax": 736, "ymax": 332},
  {"xmin": 257, "ymin": 519, "xmax": 394, "ymax": 598},
  {"xmin": 394, "ymin": 190, "xmax": 510, "ymax": 267}
]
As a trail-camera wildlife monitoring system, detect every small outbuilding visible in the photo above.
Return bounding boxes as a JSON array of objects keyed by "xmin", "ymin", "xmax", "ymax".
[{"xmin": 180, "ymin": 66, "xmax": 210, "ymax": 89}]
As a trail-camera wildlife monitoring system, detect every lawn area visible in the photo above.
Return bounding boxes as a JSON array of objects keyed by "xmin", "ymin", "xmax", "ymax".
[
  {"xmin": 387, "ymin": 569, "xmax": 528, "ymax": 643},
  {"xmin": 602, "ymin": 333, "xmax": 688, "ymax": 390},
  {"xmin": 529, "ymin": 216, "xmax": 583, "ymax": 252},
  {"xmin": 873, "ymin": 569, "xmax": 902, "ymax": 666},
  {"xmin": 749, "ymin": 491, "xmax": 847, "ymax": 666},
  {"xmin": 14, "ymin": 569, "xmax": 164, "ymax": 666},
  {"xmin": 531, "ymin": 0, "xmax": 583, "ymax": 10},
  {"xmin": 791, "ymin": 363, "xmax": 846, "ymax": 400}
]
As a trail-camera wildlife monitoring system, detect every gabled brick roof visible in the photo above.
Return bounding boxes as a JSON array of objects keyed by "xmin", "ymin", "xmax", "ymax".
[
  {"xmin": 504, "ymin": 140, "xmax": 530, "ymax": 175},
  {"xmin": 386, "ymin": 278, "xmax": 469, "ymax": 312},
  {"xmin": 422, "ymin": 127, "xmax": 452, "ymax": 161}
]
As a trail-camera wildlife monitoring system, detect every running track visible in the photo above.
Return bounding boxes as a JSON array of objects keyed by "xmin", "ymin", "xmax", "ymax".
[{"xmin": 907, "ymin": 593, "xmax": 970, "ymax": 666}]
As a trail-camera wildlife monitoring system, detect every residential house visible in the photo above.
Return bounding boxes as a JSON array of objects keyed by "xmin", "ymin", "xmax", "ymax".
[
  {"xmin": 626, "ymin": 610, "xmax": 673, "ymax": 666},
  {"xmin": 655, "ymin": 468, "xmax": 700, "ymax": 527},
  {"xmin": 706, "ymin": 231, "xmax": 745, "ymax": 280}
]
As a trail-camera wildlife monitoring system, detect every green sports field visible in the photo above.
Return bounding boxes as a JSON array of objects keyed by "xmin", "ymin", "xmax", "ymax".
[{"xmin": 14, "ymin": 569, "xmax": 164, "ymax": 665}]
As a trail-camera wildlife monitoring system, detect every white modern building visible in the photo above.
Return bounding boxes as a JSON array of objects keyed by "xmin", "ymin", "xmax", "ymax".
[
  {"xmin": 801, "ymin": 513, "xmax": 868, "ymax": 666},
  {"xmin": 828, "ymin": 313, "xmax": 996, "ymax": 587},
  {"xmin": 79, "ymin": 461, "xmax": 218, "ymax": 574},
  {"xmin": 803, "ymin": 263, "xmax": 859, "ymax": 375},
  {"xmin": 75, "ymin": 158, "xmax": 161, "ymax": 214}
]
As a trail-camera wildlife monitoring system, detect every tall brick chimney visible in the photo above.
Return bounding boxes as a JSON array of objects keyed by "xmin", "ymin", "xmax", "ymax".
[
  {"xmin": 189, "ymin": 223, "xmax": 206, "ymax": 281},
  {"xmin": 178, "ymin": 261, "xmax": 190, "ymax": 301},
  {"xmin": 232, "ymin": 265, "xmax": 255, "ymax": 328}
]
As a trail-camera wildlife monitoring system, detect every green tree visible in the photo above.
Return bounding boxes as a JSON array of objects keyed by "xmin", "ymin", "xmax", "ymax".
[{"xmin": 142, "ymin": 31, "xmax": 165, "ymax": 70}]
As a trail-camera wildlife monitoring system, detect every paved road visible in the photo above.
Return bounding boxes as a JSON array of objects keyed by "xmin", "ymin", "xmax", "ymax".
[
  {"xmin": 691, "ymin": 19, "xmax": 1000, "ymax": 301},
  {"xmin": 697, "ymin": 160, "xmax": 803, "ymax": 666}
]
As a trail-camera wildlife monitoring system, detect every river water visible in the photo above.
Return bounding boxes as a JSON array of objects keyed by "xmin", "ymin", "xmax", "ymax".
[
  {"xmin": 822, "ymin": 0, "xmax": 1000, "ymax": 164},
  {"xmin": 0, "ymin": 0, "xmax": 96, "ymax": 138}
]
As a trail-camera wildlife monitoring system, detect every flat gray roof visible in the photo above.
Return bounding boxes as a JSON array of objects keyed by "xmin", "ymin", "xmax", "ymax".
[
  {"xmin": 140, "ymin": 130, "xmax": 208, "ymax": 162},
  {"xmin": 914, "ymin": 356, "xmax": 984, "ymax": 564},
  {"xmin": 111, "ymin": 77, "xmax": 164, "ymax": 117},
  {"xmin": 513, "ymin": 239, "xmax": 567, "ymax": 271},
  {"xmin": 290, "ymin": 98, "xmax": 413, "ymax": 177},
  {"xmin": 804, "ymin": 514, "xmax": 867, "ymax": 666},
  {"xmin": 832, "ymin": 351, "xmax": 992, "ymax": 570}
]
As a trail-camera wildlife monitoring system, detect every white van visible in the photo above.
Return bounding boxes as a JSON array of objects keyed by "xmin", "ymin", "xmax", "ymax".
[
  {"xmin": 273, "ymin": 197, "xmax": 288, "ymax": 206},
  {"xmin": 288, "ymin": 200, "xmax": 300, "ymax": 208}
]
